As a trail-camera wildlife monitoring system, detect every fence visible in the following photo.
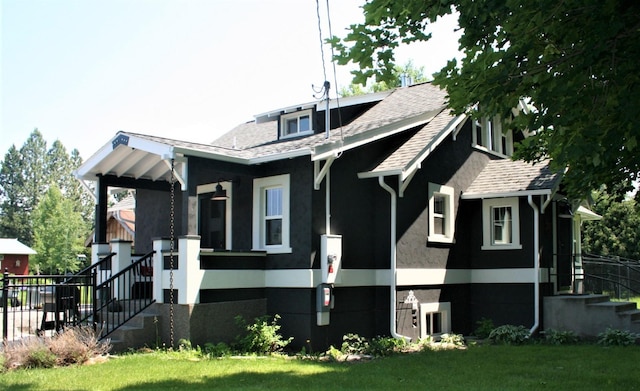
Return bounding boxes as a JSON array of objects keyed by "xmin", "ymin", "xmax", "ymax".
[
  {"xmin": 582, "ymin": 254, "xmax": 640, "ymax": 300},
  {"xmin": 1, "ymin": 272, "xmax": 95, "ymax": 341},
  {"xmin": 2, "ymin": 251, "xmax": 155, "ymax": 343}
]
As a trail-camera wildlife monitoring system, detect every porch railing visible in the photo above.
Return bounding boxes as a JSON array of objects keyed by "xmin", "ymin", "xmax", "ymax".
[
  {"xmin": 582, "ymin": 253, "xmax": 640, "ymax": 300},
  {"xmin": 93, "ymin": 250, "xmax": 156, "ymax": 339}
]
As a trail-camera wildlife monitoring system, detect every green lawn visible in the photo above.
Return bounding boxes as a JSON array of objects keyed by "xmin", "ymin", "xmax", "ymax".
[{"xmin": 2, "ymin": 344, "xmax": 640, "ymax": 390}]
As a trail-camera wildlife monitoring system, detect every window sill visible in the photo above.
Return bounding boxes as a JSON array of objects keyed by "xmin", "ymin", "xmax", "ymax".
[
  {"xmin": 428, "ymin": 235, "xmax": 454, "ymax": 244},
  {"xmin": 253, "ymin": 246, "xmax": 293, "ymax": 254},
  {"xmin": 280, "ymin": 130, "xmax": 314, "ymax": 140},
  {"xmin": 472, "ymin": 144, "xmax": 511, "ymax": 159},
  {"xmin": 481, "ymin": 244, "xmax": 523, "ymax": 251}
]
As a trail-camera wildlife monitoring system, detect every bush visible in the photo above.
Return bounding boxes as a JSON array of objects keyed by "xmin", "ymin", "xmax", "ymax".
[
  {"xmin": 340, "ymin": 333, "xmax": 369, "ymax": 355},
  {"xmin": 234, "ymin": 314, "xmax": 293, "ymax": 354},
  {"xmin": 597, "ymin": 328, "xmax": 638, "ymax": 347},
  {"xmin": 2, "ymin": 326, "xmax": 110, "ymax": 370},
  {"xmin": 440, "ymin": 333, "xmax": 465, "ymax": 346},
  {"xmin": 368, "ymin": 336, "xmax": 406, "ymax": 357},
  {"xmin": 542, "ymin": 329, "xmax": 579, "ymax": 345},
  {"xmin": 488, "ymin": 325, "xmax": 530, "ymax": 345},
  {"xmin": 474, "ymin": 318, "xmax": 495, "ymax": 339},
  {"xmin": 202, "ymin": 342, "xmax": 232, "ymax": 358}
]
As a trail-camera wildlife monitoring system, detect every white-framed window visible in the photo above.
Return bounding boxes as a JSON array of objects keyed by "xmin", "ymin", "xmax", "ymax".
[
  {"xmin": 252, "ymin": 174, "xmax": 292, "ymax": 253},
  {"xmin": 472, "ymin": 115, "xmax": 513, "ymax": 157},
  {"xmin": 280, "ymin": 110, "xmax": 312, "ymax": 139},
  {"xmin": 420, "ymin": 302, "xmax": 451, "ymax": 338},
  {"xmin": 482, "ymin": 198, "xmax": 522, "ymax": 250},
  {"xmin": 428, "ymin": 183, "xmax": 455, "ymax": 243}
]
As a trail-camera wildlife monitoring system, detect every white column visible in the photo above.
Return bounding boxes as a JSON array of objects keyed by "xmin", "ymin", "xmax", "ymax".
[
  {"xmin": 176, "ymin": 235, "xmax": 203, "ymax": 304},
  {"xmin": 110, "ymin": 239, "xmax": 132, "ymax": 300},
  {"xmin": 153, "ymin": 238, "xmax": 172, "ymax": 303}
]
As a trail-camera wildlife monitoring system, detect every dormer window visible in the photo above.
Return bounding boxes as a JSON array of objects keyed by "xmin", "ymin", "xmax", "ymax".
[
  {"xmin": 472, "ymin": 115, "xmax": 513, "ymax": 157},
  {"xmin": 281, "ymin": 110, "xmax": 313, "ymax": 139}
]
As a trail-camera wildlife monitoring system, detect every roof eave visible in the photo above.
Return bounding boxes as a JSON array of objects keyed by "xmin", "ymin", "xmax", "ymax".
[{"xmin": 461, "ymin": 189, "xmax": 554, "ymax": 200}]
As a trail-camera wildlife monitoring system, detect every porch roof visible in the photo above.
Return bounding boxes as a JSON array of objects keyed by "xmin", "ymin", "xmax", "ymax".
[{"xmin": 461, "ymin": 159, "xmax": 563, "ymax": 199}]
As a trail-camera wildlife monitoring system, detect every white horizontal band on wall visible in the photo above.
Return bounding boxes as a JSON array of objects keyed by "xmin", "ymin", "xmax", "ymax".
[{"xmin": 192, "ymin": 267, "xmax": 549, "ymax": 290}]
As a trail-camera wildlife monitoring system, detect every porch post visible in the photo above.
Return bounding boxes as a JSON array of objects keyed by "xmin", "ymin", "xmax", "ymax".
[
  {"xmin": 95, "ymin": 174, "xmax": 108, "ymax": 243},
  {"xmin": 177, "ymin": 235, "xmax": 203, "ymax": 304},
  {"xmin": 152, "ymin": 238, "xmax": 172, "ymax": 303}
]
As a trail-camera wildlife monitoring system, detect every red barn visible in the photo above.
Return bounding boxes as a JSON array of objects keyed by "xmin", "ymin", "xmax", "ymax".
[{"xmin": 0, "ymin": 238, "xmax": 36, "ymax": 275}]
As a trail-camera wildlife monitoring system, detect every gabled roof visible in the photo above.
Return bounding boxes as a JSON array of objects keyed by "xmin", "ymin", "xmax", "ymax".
[
  {"xmin": 461, "ymin": 159, "xmax": 563, "ymax": 199},
  {"xmin": 0, "ymin": 238, "xmax": 36, "ymax": 255},
  {"xmin": 75, "ymin": 83, "xmax": 451, "ymax": 183}
]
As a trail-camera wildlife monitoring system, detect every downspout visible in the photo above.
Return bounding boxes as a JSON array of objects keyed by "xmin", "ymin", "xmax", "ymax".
[
  {"xmin": 527, "ymin": 195, "xmax": 540, "ymax": 335},
  {"xmin": 378, "ymin": 176, "xmax": 411, "ymax": 341}
]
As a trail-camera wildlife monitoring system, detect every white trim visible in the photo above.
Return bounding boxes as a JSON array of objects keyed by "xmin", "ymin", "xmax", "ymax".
[
  {"xmin": 252, "ymin": 174, "xmax": 292, "ymax": 253},
  {"xmin": 428, "ymin": 183, "xmax": 455, "ymax": 243},
  {"xmin": 280, "ymin": 109, "xmax": 313, "ymax": 139},
  {"xmin": 195, "ymin": 267, "xmax": 549, "ymax": 289},
  {"xmin": 482, "ymin": 197, "xmax": 522, "ymax": 250},
  {"xmin": 461, "ymin": 189, "xmax": 552, "ymax": 200},
  {"xmin": 420, "ymin": 302, "xmax": 451, "ymax": 337}
]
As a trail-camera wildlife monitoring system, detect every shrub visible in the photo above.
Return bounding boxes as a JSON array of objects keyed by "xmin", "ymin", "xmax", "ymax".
[
  {"xmin": 368, "ymin": 336, "xmax": 406, "ymax": 357},
  {"xmin": 488, "ymin": 325, "xmax": 530, "ymax": 345},
  {"xmin": 542, "ymin": 329, "xmax": 579, "ymax": 345},
  {"xmin": 202, "ymin": 342, "xmax": 232, "ymax": 358},
  {"xmin": 340, "ymin": 333, "xmax": 369, "ymax": 355},
  {"xmin": 2, "ymin": 326, "xmax": 110, "ymax": 370},
  {"xmin": 474, "ymin": 318, "xmax": 495, "ymax": 339},
  {"xmin": 597, "ymin": 328, "xmax": 638, "ymax": 347},
  {"xmin": 440, "ymin": 333, "xmax": 465, "ymax": 346},
  {"xmin": 234, "ymin": 314, "xmax": 293, "ymax": 354}
]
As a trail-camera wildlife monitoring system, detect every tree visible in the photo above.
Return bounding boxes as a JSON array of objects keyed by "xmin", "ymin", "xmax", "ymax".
[
  {"xmin": 582, "ymin": 188, "xmax": 640, "ymax": 260},
  {"xmin": 0, "ymin": 145, "xmax": 29, "ymax": 240},
  {"xmin": 0, "ymin": 129, "xmax": 93, "ymax": 251},
  {"xmin": 333, "ymin": 0, "xmax": 640, "ymax": 199},
  {"xmin": 31, "ymin": 185, "xmax": 86, "ymax": 274},
  {"xmin": 340, "ymin": 60, "xmax": 430, "ymax": 97}
]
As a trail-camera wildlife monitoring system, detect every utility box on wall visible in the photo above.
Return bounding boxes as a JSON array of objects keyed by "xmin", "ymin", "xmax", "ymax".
[{"xmin": 320, "ymin": 234, "xmax": 342, "ymax": 284}]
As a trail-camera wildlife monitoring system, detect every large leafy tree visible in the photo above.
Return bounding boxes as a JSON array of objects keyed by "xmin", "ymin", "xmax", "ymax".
[
  {"xmin": 32, "ymin": 185, "xmax": 86, "ymax": 274},
  {"xmin": 582, "ymin": 189, "xmax": 640, "ymax": 260},
  {"xmin": 333, "ymin": 0, "xmax": 640, "ymax": 199}
]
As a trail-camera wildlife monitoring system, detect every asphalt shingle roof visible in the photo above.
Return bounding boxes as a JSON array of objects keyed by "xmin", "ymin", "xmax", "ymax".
[{"xmin": 463, "ymin": 159, "xmax": 562, "ymax": 198}]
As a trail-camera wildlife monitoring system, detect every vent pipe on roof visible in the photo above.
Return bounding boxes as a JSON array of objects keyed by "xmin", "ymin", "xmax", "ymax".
[
  {"xmin": 400, "ymin": 74, "xmax": 413, "ymax": 88},
  {"xmin": 324, "ymin": 81, "xmax": 331, "ymax": 139}
]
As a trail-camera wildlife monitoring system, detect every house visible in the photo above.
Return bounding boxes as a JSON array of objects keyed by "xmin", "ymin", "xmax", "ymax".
[
  {"xmin": 0, "ymin": 238, "xmax": 36, "ymax": 275},
  {"xmin": 75, "ymin": 82, "xmax": 596, "ymax": 350},
  {"xmin": 85, "ymin": 194, "xmax": 136, "ymax": 248}
]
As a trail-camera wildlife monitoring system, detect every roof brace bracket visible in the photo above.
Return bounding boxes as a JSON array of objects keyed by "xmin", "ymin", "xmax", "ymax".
[
  {"xmin": 314, "ymin": 156, "xmax": 335, "ymax": 190},
  {"xmin": 162, "ymin": 156, "xmax": 187, "ymax": 191},
  {"xmin": 398, "ymin": 170, "xmax": 417, "ymax": 198},
  {"xmin": 541, "ymin": 193, "xmax": 552, "ymax": 214}
]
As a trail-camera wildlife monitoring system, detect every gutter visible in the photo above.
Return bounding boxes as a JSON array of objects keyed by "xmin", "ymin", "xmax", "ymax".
[
  {"xmin": 378, "ymin": 177, "xmax": 411, "ymax": 342},
  {"xmin": 527, "ymin": 195, "xmax": 540, "ymax": 335}
]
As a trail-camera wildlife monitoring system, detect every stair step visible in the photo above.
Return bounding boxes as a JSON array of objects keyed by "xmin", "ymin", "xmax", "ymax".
[
  {"xmin": 590, "ymin": 301, "xmax": 637, "ymax": 312},
  {"xmin": 619, "ymin": 309, "xmax": 640, "ymax": 321}
]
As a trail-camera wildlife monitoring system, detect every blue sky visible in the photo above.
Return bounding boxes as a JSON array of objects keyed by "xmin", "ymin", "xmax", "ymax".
[{"xmin": 1, "ymin": 0, "xmax": 461, "ymax": 159}]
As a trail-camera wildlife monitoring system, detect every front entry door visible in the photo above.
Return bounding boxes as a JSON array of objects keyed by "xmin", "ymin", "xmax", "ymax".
[{"xmin": 199, "ymin": 195, "xmax": 226, "ymax": 249}]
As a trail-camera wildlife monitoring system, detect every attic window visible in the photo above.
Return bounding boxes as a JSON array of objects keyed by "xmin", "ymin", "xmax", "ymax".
[
  {"xmin": 472, "ymin": 115, "xmax": 513, "ymax": 157},
  {"xmin": 281, "ymin": 110, "xmax": 312, "ymax": 139}
]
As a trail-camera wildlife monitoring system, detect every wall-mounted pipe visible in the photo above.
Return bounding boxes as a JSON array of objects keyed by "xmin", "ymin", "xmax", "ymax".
[
  {"xmin": 378, "ymin": 176, "xmax": 411, "ymax": 342},
  {"xmin": 527, "ymin": 195, "xmax": 540, "ymax": 335}
]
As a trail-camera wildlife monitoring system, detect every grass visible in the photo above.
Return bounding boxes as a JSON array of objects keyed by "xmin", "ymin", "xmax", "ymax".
[{"xmin": 2, "ymin": 344, "xmax": 640, "ymax": 390}]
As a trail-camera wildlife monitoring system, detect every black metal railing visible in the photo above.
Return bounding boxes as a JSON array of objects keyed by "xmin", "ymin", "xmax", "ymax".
[
  {"xmin": 1, "ymin": 272, "xmax": 95, "ymax": 341},
  {"xmin": 2, "ymin": 250, "xmax": 156, "ymax": 343},
  {"xmin": 93, "ymin": 251, "xmax": 155, "ymax": 339},
  {"xmin": 582, "ymin": 254, "xmax": 640, "ymax": 300}
]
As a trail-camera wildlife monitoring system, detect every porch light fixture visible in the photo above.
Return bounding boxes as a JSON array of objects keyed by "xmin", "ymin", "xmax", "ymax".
[{"xmin": 211, "ymin": 182, "xmax": 228, "ymax": 200}]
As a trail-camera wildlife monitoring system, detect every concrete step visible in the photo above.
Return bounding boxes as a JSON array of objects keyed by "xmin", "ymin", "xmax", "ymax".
[{"xmin": 590, "ymin": 301, "xmax": 637, "ymax": 313}]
